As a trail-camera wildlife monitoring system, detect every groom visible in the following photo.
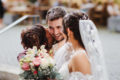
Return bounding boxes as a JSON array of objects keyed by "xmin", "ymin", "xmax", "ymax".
[{"xmin": 46, "ymin": 7, "xmax": 67, "ymax": 53}]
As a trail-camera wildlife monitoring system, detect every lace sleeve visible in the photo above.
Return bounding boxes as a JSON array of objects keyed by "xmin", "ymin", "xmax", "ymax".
[
  {"xmin": 69, "ymin": 72, "xmax": 93, "ymax": 80},
  {"xmin": 59, "ymin": 61, "xmax": 93, "ymax": 80}
]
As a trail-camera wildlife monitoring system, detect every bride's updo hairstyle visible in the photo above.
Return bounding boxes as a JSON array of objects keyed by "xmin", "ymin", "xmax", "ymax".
[
  {"xmin": 63, "ymin": 11, "xmax": 89, "ymax": 48},
  {"xmin": 21, "ymin": 24, "xmax": 53, "ymax": 50}
]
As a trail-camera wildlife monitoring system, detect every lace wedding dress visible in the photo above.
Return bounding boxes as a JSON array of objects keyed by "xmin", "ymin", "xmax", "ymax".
[
  {"xmin": 54, "ymin": 42, "xmax": 93, "ymax": 80},
  {"xmin": 54, "ymin": 20, "xmax": 108, "ymax": 80}
]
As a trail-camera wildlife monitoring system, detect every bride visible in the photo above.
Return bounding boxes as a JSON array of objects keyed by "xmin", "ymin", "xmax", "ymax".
[{"xmin": 54, "ymin": 11, "xmax": 108, "ymax": 80}]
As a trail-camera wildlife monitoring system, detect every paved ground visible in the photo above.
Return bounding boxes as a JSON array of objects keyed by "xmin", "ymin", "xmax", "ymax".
[
  {"xmin": 98, "ymin": 28, "xmax": 120, "ymax": 80},
  {"xmin": 0, "ymin": 26, "xmax": 25, "ymax": 68},
  {"xmin": 0, "ymin": 26, "xmax": 120, "ymax": 80}
]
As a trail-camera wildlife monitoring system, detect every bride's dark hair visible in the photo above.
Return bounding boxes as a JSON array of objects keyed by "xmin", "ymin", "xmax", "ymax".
[
  {"xmin": 63, "ymin": 11, "xmax": 89, "ymax": 48},
  {"xmin": 21, "ymin": 24, "xmax": 53, "ymax": 50}
]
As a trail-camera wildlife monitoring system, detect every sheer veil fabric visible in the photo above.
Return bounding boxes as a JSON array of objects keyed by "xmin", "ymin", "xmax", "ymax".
[{"xmin": 79, "ymin": 20, "xmax": 108, "ymax": 80}]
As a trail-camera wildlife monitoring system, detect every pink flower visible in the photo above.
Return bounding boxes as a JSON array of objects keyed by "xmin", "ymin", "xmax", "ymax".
[
  {"xmin": 33, "ymin": 70, "xmax": 37, "ymax": 74},
  {"xmin": 40, "ymin": 53, "xmax": 43, "ymax": 56},
  {"xmin": 41, "ymin": 55, "xmax": 44, "ymax": 58},
  {"xmin": 22, "ymin": 63, "xmax": 30, "ymax": 71},
  {"xmin": 17, "ymin": 50, "xmax": 26, "ymax": 61},
  {"xmin": 32, "ymin": 57, "xmax": 41, "ymax": 66},
  {"xmin": 40, "ymin": 53, "xmax": 44, "ymax": 58}
]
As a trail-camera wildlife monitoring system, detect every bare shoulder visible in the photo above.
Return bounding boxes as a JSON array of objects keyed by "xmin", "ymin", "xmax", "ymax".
[
  {"xmin": 70, "ymin": 50, "xmax": 91, "ymax": 74},
  {"xmin": 72, "ymin": 51, "xmax": 88, "ymax": 65}
]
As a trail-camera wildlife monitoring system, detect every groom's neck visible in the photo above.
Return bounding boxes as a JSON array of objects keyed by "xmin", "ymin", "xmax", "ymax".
[{"xmin": 55, "ymin": 38, "xmax": 66, "ymax": 50}]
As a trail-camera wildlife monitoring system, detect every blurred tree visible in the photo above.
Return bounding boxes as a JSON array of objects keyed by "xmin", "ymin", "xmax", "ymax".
[
  {"xmin": 114, "ymin": 0, "xmax": 120, "ymax": 5},
  {"xmin": 28, "ymin": 0, "xmax": 37, "ymax": 3}
]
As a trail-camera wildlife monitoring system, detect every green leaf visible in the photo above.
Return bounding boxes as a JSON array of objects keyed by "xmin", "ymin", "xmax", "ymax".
[{"xmin": 19, "ymin": 71, "xmax": 35, "ymax": 79}]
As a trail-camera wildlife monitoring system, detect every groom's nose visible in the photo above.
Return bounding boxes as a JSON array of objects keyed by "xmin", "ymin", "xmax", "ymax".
[{"xmin": 54, "ymin": 28, "xmax": 59, "ymax": 35}]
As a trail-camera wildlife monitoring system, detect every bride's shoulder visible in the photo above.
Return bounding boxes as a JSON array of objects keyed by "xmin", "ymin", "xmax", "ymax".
[
  {"xmin": 71, "ymin": 50, "xmax": 88, "ymax": 63},
  {"xmin": 69, "ymin": 49, "xmax": 91, "ymax": 74},
  {"xmin": 70, "ymin": 49, "xmax": 89, "ymax": 68},
  {"xmin": 71, "ymin": 49, "xmax": 87, "ymax": 58}
]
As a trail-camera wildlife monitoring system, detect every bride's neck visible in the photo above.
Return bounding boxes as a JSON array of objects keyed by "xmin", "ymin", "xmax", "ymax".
[{"xmin": 69, "ymin": 37, "xmax": 83, "ymax": 51}]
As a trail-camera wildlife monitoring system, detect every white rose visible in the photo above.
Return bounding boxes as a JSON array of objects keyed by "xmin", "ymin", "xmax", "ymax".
[
  {"xmin": 43, "ymin": 53, "xmax": 49, "ymax": 58},
  {"xmin": 25, "ymin": 54, "xmax": 34, "ymax": 59},
  {"xmin": 40, "ymin": 58, "xmax": 49, "ymax": 69},
  {"xmin": 48, "ymin": 57, "xmax": 55, "ymax": 66},
  {"xmin": 40, "ymin": 45, "xmax": 45, "ymax": 49},
  {"xmin": 41, "ymin": 49, "xmax": 47, "ymax": 54},
  {"xmin": 26, "ymin": 48, "xmax": 35, "ymax": 54},
  {"xmin": 33, "ymin": 46, "xmax": 37, "ymax": 51}
]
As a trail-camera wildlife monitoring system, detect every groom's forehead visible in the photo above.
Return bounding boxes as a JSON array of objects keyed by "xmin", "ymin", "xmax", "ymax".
[{"xmin": 48, "ymin": 18, "xmax": 63, "ymax": 27}]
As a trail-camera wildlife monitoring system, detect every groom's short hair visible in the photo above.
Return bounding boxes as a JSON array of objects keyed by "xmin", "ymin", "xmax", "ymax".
[{"xmin": 46, "ymin": 6, "xmax": 67, "ymax": 22}]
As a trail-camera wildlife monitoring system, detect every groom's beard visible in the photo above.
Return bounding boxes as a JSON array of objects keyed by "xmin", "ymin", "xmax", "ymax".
[{"xmin": 54, "ymin": 37, "xmax": 65, "ymax": 44}]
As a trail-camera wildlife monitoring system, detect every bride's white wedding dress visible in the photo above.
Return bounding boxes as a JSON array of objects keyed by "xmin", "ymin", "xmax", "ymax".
[
  {"xmin": 54, "ymin": 42, "xmax": 93, "ymax": 80},
  {"xmin": 54, "ymin": 20, "xmax": 108, "ymax": 80},
  {"xmin": 54, "ymin": 42, "xmax": 108, "ymax": 80}
]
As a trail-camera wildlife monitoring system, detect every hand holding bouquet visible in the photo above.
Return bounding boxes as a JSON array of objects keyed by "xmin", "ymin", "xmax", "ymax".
[{"xmin": 18, "ymin": 45, "xmax": 62, "ymax": 80}]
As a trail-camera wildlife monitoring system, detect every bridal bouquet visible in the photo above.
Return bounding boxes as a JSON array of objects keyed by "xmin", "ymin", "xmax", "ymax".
[{"xmin": 18, "ymin": 45, "xmax": 62, "ymax": 80}]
